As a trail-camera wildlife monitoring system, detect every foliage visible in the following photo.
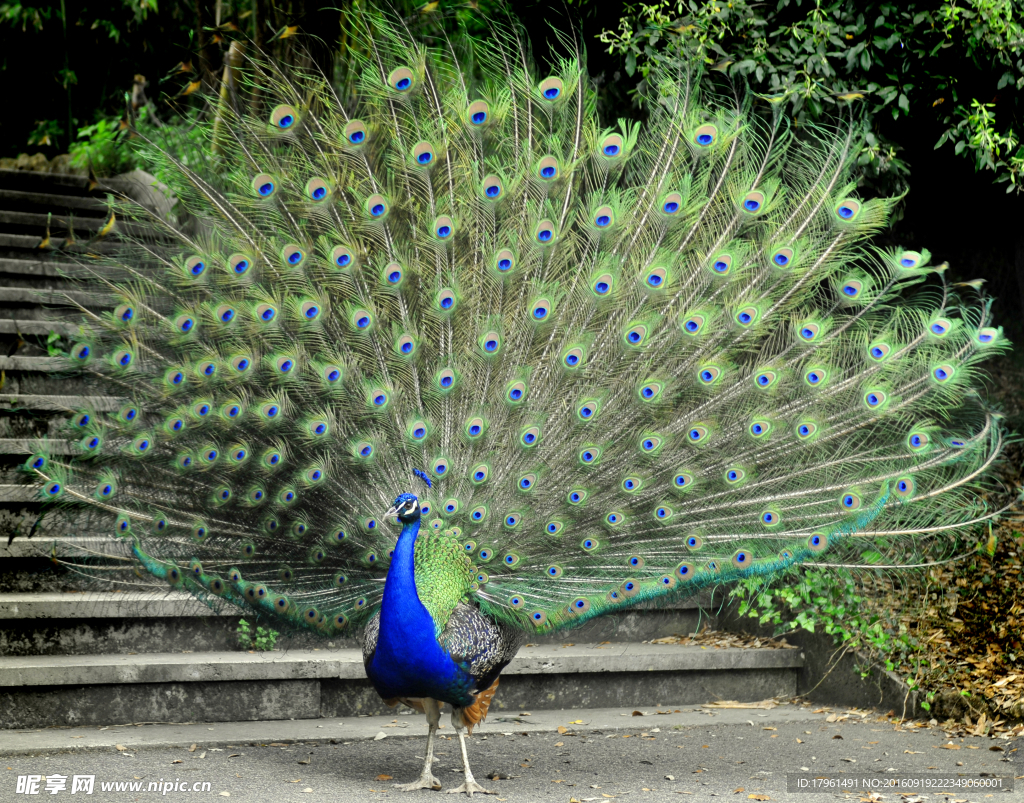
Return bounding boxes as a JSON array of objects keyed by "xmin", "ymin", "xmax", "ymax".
[
  {"xmin": 69, "ymin": 117, "xmax": 137, "ymax": 177},
  {"xmin": 597, "ymin": 0, "xmax": 1024, "ymax": 194},
  {"xmin": 731, "ymin": 515, "xmax": 1024, "ymax": 718},
  {"xmin": 236, "ymin": 618, "xmax": 279, "ymax": 652},
  {"xmin": 730, "ymin": 568, "xmax": 934, "ymax": 687}
]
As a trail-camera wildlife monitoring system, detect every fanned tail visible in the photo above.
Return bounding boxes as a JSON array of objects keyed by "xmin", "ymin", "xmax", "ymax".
[{"xmin": 29, "ymin": 7, "xmax": 1009, "ymax": 638}]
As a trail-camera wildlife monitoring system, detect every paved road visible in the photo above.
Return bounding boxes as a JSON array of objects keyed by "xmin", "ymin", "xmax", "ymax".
[{"xmin": 1, "ymin": 706, "xmax": 1017, "ymax": 802}]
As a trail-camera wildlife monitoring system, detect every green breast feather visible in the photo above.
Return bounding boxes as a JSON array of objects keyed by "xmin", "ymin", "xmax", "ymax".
[{"xmin": 414, "ymin": 529, "xmax": 476, "ymax": 638}]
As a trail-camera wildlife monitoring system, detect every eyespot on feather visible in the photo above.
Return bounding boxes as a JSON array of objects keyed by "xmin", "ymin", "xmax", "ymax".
[
  {"xmin": 255, "ymin": 303, "xmax": 278, "ymax": 324},
  {"xmin": 388, "ymin": 67, "xmax": 415, "ymax": 92},
  {"xmin": 251, "ymin": 174, "xmax": 276, "ymax": 198},
  {"xmin": 807, "ymin": 532, "xmax": 828, "ymax": 552},
  {"xmin": 533, "ymin": 219, "xmax": 556, "ymax": 244},
  {"xmin": 841, "ymin": 491, "xmax": 862, "ymax": 511},
  {"xmin": 591, "ymin": 273, "xmax": 614, "ymax": 296},
  {"xmin": 270, "ymin": 104, "xmax": 297, "ymax": 130},
  {"xmin": 686, "ymin": 425, "xmax": 709, "ymax": 444},
  {"xmin": 481, "ymin": 174, "xmax": 503, "ymax": 200},
  {"xmin": 709, "ymin": 253, "xmax": 732, "ymax": 276},
  {"xmin": 538, "ymin": 76, "xmax": 563, "ymax": 101},
  {"xmin": 536, "ymin": 156, "xmax": 559, "ymax": 181},
  {"xmin": 863, "ymin": 389, "xmax": 887, "ymax": 409},
  {"xmin": 365, "ymin": 194, "xmax": 389, "ymax": 219},
  {"xmin": 735, "ymin": 305, "xmax": 760, "ymax": 327},
  {"xmin": 344, "ymin": 120, "xmax": 367, "ymax": 145},
  {"xmin": 834, "ymin": 198, "xmax": 861, "ymax": 221},
  {"xmin": 623, "ymin": 323, "xmax": 648, "ymax": 347},
  {"xmin": 184, "ymin": 255, "xmax": 207, "ymax": 278},
  {"xmin": 749, "ymin": 419, "xmax": 771, "ymax": 438},
  {"xmin": 894, "ymin": 476, "xmax": 915, "ymax": 498},
  {"xmin": 599, "ymin": 132, "xmax": 624, "ymax": 158},
  {"xmin": 567, "ymin": 488, "xmax": 588, "ymax": 505},
  {"xmin": 645, "ymin": 267, "xmax": 668, "ymax": 288},
  {"xmin": 305, "ymin": 178, "xmax": 330, "ymax": 202},
  {"xmin": 740, "ymin": 190, "xmax": 765, "ymax": 214},
  {"xmin": 578, "ymin": 445, "xmax": 601, "ymax": 465},
  {"xmin": 795, "ymin": 420, "xmax": 819, "ymax": 440},
  {"xmin": 412, "ymin": 141, "xmax": 435, "ymax": 167},
  {"xmin": 281, "ymin": 244, "xmax": 305, "ymax": 267},
  {"xmin": 660, "ymin": 192, "xmax": 682, "ymax": 216},
  {"xmin": 592, "ymin": 205, "xmax": 615, "ymax": 229},
  {"xmin": 467, "ymin": 100, "xmax": 489, "ymax": 126},
  {"xmin": 681, "ymin": 313, "xmax": 707, "ymax": 336},
  {"xmin": 771, "ymin": 247, "xmax": 795, "ymax": 268},
  {"xmin": 493, "ymin": 248, "xmax": 516, "ymax": 274},
  {"xmin": 693, "ymin": 124, "xmax": 717, "ymax": 147}
]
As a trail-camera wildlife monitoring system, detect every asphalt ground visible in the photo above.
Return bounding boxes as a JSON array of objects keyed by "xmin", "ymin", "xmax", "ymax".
[{"xmin": 1, "ymin": 705, "xmax": 1018, "ymax": 803}]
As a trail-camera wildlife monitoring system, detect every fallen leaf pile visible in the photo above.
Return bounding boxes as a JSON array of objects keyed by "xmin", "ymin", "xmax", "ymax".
[{"xmin": 646, "ymin": 631, "xmax": 796, "ymax": 650}]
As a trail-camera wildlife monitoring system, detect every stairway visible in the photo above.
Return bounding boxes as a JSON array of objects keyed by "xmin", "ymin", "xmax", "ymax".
[{"xmin": 0, "ymin": 167, "xmax": 806, "ymax": 731}]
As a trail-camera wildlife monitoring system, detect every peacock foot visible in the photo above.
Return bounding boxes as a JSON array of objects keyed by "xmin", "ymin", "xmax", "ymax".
[
  {"xmin": 394, "ymin": 773, "xmax": 442, "ymax": 792},
  {"xmin": 445, "ymin": 780, "xmax": 495, "ymax": 796}
]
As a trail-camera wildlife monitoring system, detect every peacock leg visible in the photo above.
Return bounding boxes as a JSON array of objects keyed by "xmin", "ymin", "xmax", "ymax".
[
  {"xmin": 394, "ymin": 697, "xmax": 443, "ymax": 792},
  {"xmin": 445, "ymin": 710, "xmax": 495, "ymax": 796}
]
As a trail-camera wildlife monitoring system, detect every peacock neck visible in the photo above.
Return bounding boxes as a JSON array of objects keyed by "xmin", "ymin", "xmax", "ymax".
[{"xmin": 378, "ymin": 517, "xmax": 428, "ymax": 633}]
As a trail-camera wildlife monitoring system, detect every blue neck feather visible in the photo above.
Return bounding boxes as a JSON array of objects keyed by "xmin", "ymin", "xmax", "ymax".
[{"xmin": 367, "ymin": 517, "xmax": 472, "ymax": 704}]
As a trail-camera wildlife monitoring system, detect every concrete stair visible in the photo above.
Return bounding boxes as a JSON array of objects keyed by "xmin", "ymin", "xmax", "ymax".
[{"xmin": 0, "ymin": 643, "xmax": 804, "ymax": 729}]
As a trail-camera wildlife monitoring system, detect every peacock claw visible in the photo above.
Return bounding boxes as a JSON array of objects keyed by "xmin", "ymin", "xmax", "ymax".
[
  {"xmin": 445, "ymin": 780, "xmax": 495, "ymax": 796},
  {"xmin": 394, "ymin": 774, "xmax": 442, "ymax": 792}
]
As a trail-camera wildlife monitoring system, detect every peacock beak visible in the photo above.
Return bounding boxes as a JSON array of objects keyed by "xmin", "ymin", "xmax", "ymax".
[{"xmin": 383, "ymin": 505, "xmax": 399, "ymax": 520}]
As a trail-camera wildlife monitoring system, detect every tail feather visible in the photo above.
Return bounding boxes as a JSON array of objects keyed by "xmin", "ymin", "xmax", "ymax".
[{"xmin": 30, "ymin": 7, "xmax": 1008, "ymax": 638}]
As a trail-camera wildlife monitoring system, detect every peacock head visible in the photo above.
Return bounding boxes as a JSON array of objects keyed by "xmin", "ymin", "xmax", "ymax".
[{"xmin": 385, "ymin": 493, "xmax": 420, "ymax": 523}]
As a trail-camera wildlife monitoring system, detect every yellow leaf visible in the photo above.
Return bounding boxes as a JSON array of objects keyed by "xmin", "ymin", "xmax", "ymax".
[
  {"xmin": 376, "ymin": 775, "xmax": 393, "ymax": 781},
  {"xmin": 555, "ymin": 742, "xmax": 564, "ymax": 747},
  {"xmin": 748, "ymin": 795, "xmax": 771, "ymax": 801},
  {"xmin": 558, "ymin": 726, "xmax": 568, "ymax": 734}
]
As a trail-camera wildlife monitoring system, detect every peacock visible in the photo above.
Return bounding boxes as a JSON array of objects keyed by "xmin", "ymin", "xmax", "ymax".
[{"xmin": 31, "ymin": 6, "xmax": 1008, "ymax": 796}]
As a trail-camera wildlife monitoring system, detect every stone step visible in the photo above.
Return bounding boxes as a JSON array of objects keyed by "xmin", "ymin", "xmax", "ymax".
[
  {"xmin": 0, "ymin": 441, "xmax": 69, "ymax": 457},
  {"xmin": 0, "ymin": 393, "xmax": 118, "ymax": 413},
  {"xmin": 0, "ymin": 285, "xmax": 108, "ymax": 308},
  {"xmin": 0, "ymin": 189, "xmax": 108, "ymax": 217},
  {"xmin": 0, "ymin": 168, "xmax": 139, "ymax": 198},
  {"xmin": 0, "ymin": 233, "xmax": 121, "ymax": 256},
  {"xmin": 0, "ymin": 642, "xmax": 804, "ymax": 728},
  {"xmin": 0, "ymin": 586, "xmax": 720, "ymax": 655},
  {"xmin": 0, "ymin": 257, "xmax": 81, "ymax": 279},
  {"xmin": 0, "ymin": 209, "xmax": 162, "ymax": 241},
  {"xmin": 0, "ymin": 318, "xmax": 76, "ymax": 335}
]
